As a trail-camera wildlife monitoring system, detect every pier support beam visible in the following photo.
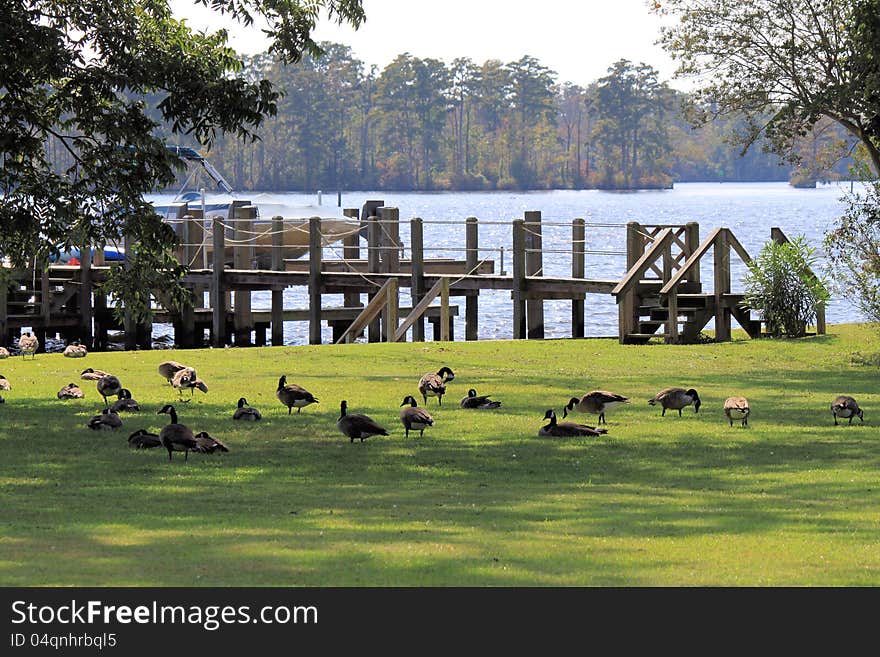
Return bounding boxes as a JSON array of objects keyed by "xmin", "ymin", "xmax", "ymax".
[
  {"xmin": 572, "ymin": 218, "xmax": 585, "ymax": 338},
  {"xmin": 465, "ymin": 217, "xmax": 479, "ymax": 341},
  {"xmin": 309, "ymin": 216, "xmax": 323, "ymax": 345},
  {"xmin": 512, "ymin": 219, "xmax": 526, "ymax": 339},
  {"xmin": 525, "ymin": 210, "xmax": 544, "ymax": 339},
  {"xmin": 211, "ymin": 215, "xmax": 227, "ymax": 347}
]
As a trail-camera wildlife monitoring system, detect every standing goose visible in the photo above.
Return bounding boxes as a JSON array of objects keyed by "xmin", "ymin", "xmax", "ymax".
[
  {"xmin": 158, "ymin": 361, "xmax": 191, "ymax": 384},
  {"xmin": 128, "ymin": 429, "xmax": 162, "ymax": 449},
  {"xmin": 110, "ymin": 388, "xmax": 141, "ymax": 413},
  {"xmin": 538, "ymin": 409, "xmax": 607, "ymax": 438},
  {"xmin": 57, "ymin": 382, "xmax": 85, "ymax": 400},
  {"xmin": 96, "ymin": 373, "xmax": 122, "ymax": 406},
  {"xmin": 0, "ymin": 374, "xmax": 10, "ymax": 391},
  {"xmin": 418, "ymin": 366, "xmax": 455, "ymax": 406},
  {"xmin": 63, "ymin": 341, "xmax": 88, "ymax": 358},
  {"xmin": 233, "ymin": 397, "xmax": 262, "ymax": 421},
  {"xmin": 649, "ymin": 387, "xmax": 701, "ymax": 416},
  {"xmin": 337, "ymin": 400, "xmax": 389, "ymax": 443},
  {"xmin": 460, "ymin": 388, "xmax": 502, "ymax": 409},
  {"xmin": 80, "ymin": 368, "xmax": 110, "ymax": 381},
  {"xmin": 87, "ymin": 408, "xmax": 123, "ymax": 431},
  {"xmin": 193, "ymin": 431, "xmax": 230, "ymax": 454},
  {"xmin": 831, "ymin": 395, "xmax": 864, "ymax": 426},
  {"xmin": 399, "ymin": 395, "xmax": 435, "ymax": 438},
  {"xmin": 276, "ymin": 375, "xmax": 319, "ymax": 414},
  {"xmin": 724, "ymin": 396, "xmax": 751, "ymax": 427},
  {"xmin": 18, "ymin": 332, "xmax": 38, "ymax": 359},
  {"xmin": 564, "ymin": 390, "xmax": 630, "ymax": 425},
  {"xmin": 156, "ymin": 404, "xmax": 197, "ymax": 461}
]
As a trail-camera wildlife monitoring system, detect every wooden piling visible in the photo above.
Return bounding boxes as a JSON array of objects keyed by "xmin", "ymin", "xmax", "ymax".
[
  {"xmin": 512, "ymin": 219, "xmax": 526, "ymax": 339},
  {"xmin": 572, "ymin": 218, "xmax": 585, "ymax": 338},
  {"xmin": 410, "ymin": 217, "xmax": 426, "ymax": 342},
  {"xmin": 465, "ymin": 217, "xmax": 479, "ymax": 341},
  {"xmin": 309, "ymin": 216, "xmax": 323, "ymax": 345},
  {"xmin": 685, "ymin": 222, "xmax": 700, "ymax": 285},
  {"xmin": 211, "ymin": 215, "xmax": 226, "ymax": 347},
  {"xmin": 524, "ymin": 210, "xmax": 544, "ymax": 339},
  {"xmin": 79, "ymin": 240, "xmax": 93, "ymax": 348},
  {"xmin": 233, "ymin": 205, "xmax": 255, "ymax": 346},
  {"xmin": 367, "ymin": 213, "xmax": 381, "ymax": 343},
  {"xmin": 714, "ymin": 228, "xmax": 731, "ymax": 342},
  {"xmin": 342, "ymin": 208, "xmax": 362, "ymax": 311},
  {"xmin": 271, "ymin": 215, "xmax": 285, "ymax": 346}
]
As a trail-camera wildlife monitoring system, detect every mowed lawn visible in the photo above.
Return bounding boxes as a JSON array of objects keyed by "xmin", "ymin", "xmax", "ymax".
[{"xmin": 1, "ymin": 324, "xmax": 878, "ymax": 586}]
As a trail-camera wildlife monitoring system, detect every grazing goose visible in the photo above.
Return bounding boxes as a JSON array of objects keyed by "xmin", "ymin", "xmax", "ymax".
[
  {"xmin": 276, "ymin": 375, "xmax": 318, "ymax": 414},
  {"xmin": 563, "ymin": 390, "xmax": 630, "ymax": 425},
  {"xmin": 57, "ymin": 382, "xmax": 85, "ymax": 400},
  {"xmin": 80, "ymin": 368, "xmax": 110, "ymax": 381},
  {"xmin": 724, "ymin": 396, "xmax": 751, "ymax": 427},
  {"xmin": 158, "ymin": 360, "xmax": 190, "ymax": 384},
  {"xmin": 128, "ymin": 429, "xmax": 162, "ymax": 449},
  {"xmin": 88, "ymin": 408, "xmax": 123, "ymax": 431},
  {"xmin": 460, "ymin": 388, "xmax": 502, "ymax": 409},
  {"xmin": 156, "ymin": 404, "xmax": 197, "ymax": 461},
  {"xmin": 0, "ymin": 346, "xmax": 9, "ymax": 359},
  {"xmin": 831, "ymin": 395, "xmax": 864, "ymax": 426},
  {"xmin": 337, "ymin": 400, "xmax": 389, "ymax": 443},
  {"xmin": 171, "ymin": 368, "xmax": 208, "ymax": 398},
  {"xmin": 18, "ymin": 332, "xmax": 38, "ymax": 359},
  {"xmin": 193, "ymin": 431, "xmax": 230, "ymax": 454},
  {"xmin": 399, "ymin": 395, "xmax": 435, "ymax": 438},
  {"xmin": 96, "ymin": 373, "xmax": 122, "ymax": 406},
  {"xmin": 538, "ymin": 409, "xmax": 607, "ymax": 438},
  {"xmin": 63, "ymin": 341, "xmax": 88, "ymax": 358},
  {"xmin": 0, "ymin": 374, "xmax": 10, "ymax": 391},
  {"xmin": 110, "ymin": 388, "xmax": 141, "ymax": 413},
  {"xmin": 233, "ymin": 397, "xmax": 262, "ymax": 421},
  {"xmin": 418, "ymin": 366, "xmax": 455, "ymax": 406},
  {"xmin": 649, "ymin": 387, "xmax": 701, "ymax": 416}
]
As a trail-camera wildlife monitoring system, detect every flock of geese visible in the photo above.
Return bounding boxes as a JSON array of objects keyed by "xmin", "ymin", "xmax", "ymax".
[{"xmin": 0, "ymin": 341, "xmax": 868, "ymax": 459}]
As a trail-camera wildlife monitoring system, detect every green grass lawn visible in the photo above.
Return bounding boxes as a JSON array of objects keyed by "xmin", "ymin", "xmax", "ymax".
[{"xmin": 1, "ymin": 324, "xmax": 879, "ymax": 586}]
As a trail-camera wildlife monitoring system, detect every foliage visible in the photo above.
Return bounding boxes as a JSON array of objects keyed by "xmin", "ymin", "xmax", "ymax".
[
  {"xmin": 824, "ymin": 176, "xmax": 880, "ymax": 323},
  {"xmin": 743, "ymin": 236, "xmax": 830, "ymax": 337},
  {"xmin": 0, "ymin": 0, "xmax": 364, "ymax": 324}
]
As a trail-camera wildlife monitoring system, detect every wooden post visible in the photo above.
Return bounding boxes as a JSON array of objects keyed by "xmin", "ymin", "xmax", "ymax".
[
  {"xmin": 40, "ymin": 268, "xmax": 50, "ymax": 326},
  {"xmin": 512, "ymin": 219, "xmax": 526, "ymax": 339},
  {"xmin": 92, "ymin": 245, "xmax": 108, "ymax": 350},
  {"xmin": 440, "ymin": 277, "xmax": 450, "ymax": 341},
  {"xmin": 211, "ymin": 215, "xmax": 226, "ymax": 347},
  {"xmin": 342, "ymin": 208, "xmax": 361, "ymax": 311},
  {"xmin": 465, "ymin": 216, "xmax": 479, "ymax": 341},
  {"xmin": 79, "ymin": 240, "xmax": 93, "ymax": 348},
  {"xmin": 619, "ymin": 221, "xmax": 642, "ymax": 342},
  {"xmin": 572, "ymin": 218, "xmax": 585, "ymax": 338},
  {"xmin": 524, "ymin": 210, "xmax": 544, "ymax": 339},
  {"xmin": 177, "ymin": 214, "xmax": 196, "ymax": 348},
  {"xmin": 383, "ymin": 277, "xmax": 398, "ymax": 342},
  {"xmin": 123, "ymin": 232, "xmax": 136, "ymax": 350},
  {"xmin": 714, "ymin": 228, "xmax": 731, "ymax": 342},
  {"xmin": 271, "ymin": 215, "xmax": 285, "ymax": 346},
  {"xmin": 309, "ymin": 216, "xmax": 323, "ymax": 345},
  {"xmin": 233, "ymin": 205, "xmax": 255, "ymax": 346},
  {"xmin": 685, "ymin": 222, "xmax": 700, "ymax": 286},
  {"xmin": 666, "ymin": 288, "xmax": 679, "ymax": 344},
  {"xmin": 367, "ymin": 214, "xmax": 381, "ymax": 343},
  {"xmin": 379, "ymin": 206, "xmax": 400, "ymax": 274},
  {"xmin": 410, "ymin": 217, "xmax": 426, "ymax": 342}
]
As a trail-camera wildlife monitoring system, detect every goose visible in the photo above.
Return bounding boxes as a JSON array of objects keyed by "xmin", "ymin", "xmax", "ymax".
[
  {"xmin": 418, "ymin": 366, "xmax": 455, "ymax": 406},
  {"xmin": 87, "ymin": 408, "xmax": 122, "ymax": 431},
  {"xmin": 460, "ymin": 388, "xmax": 502, "ymax": 409},
  {"xmin": 18, "ymin": 332, "xmax": 38, "ymax": 359},
  {"xmin": 156, "ymin": 404, "xmax": 197, "ymax": 461},
  {"xmin": 538, "ymin": 409, "xmax": 607, "ymax": 438},
  {"xmin": 63, "ymin": 341, "xmax": 88, "ymax": 358},
  {"xmin": 233, "ymin": 397, "xmax": 262, "ymax": 421},
  {"xmin": 158, "ymin": 360, "xmax": 190, "ymax": 384},
  {"xmin": 648, "ymin": 387, "xmax": 701, "ymax": 416},
  {"xmin": 276, "ymin": 375, "xmax": 318, "ymax": 414},
  {"xmin": 0, "ymin": 374, "xmax": 10, "ymax": 391},
  {"xmin": 193, "ymin": 431, "xmax": 230, "ymax": 454},
  {"xmin": 110, "ymin": 388, "xmax": 141, "ymax": 413},
  {"xmin": 57, "ymin": 382, "xmax": 85, "ymax": 400},
  {"xmin": 563, "ymin": 390, "xmax": 630, "ymax": 425},
  {"xmin": 724, "ymin": 396, "xmax": 750, "ymax": 427},
  {"xmin": 399, "ymin": 395, "xmax": 435, "ymax": 438},
  {"xmin": 337, "ymin": 400, "xmax": 389, "ymax": 443},
  {"xmin": 831, "ymin": 395, "xmax": 864, "ymax": 426},
  {"xmin": 96, "ymin": 373, "xmax": 122, "ymax": 406},
  {"xmin": 80, "ymin": 368, "xmax": 110, "ymax": 381},
  {"xmin": 128, "ymin": 429, "xmax": 162, "ymax": 449},
  {"xmin": 0, "ymin": 346, "xmax": 9, "ymax": 359},
  {"xmin": 171, "ymin": 368, "xmax": 208, "ymax": 398}
]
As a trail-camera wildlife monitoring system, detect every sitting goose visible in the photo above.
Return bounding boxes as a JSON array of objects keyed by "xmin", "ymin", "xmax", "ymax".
[
  {"xmin": 724, "ymin": 396, "xmax": 751, "ymax": 427},
  {"xmin": 649, "ymin": 387, "xmax": 701, "ymax": 416},
  {"xmin": 399, "ymin": 395, "xmax": 435, "ymax": 438},
  {"xmin": 538, "ymin": 409, "xmax": 607, "ymax": 438},
  {"xmin": 564, "ymin": 390, "xmax": 629, "ymax": 425},
  {"xmin": 80, "ymin": 368, "xmax": 110, "ymax": 381},
  {"xmin": 460, "ymin": 388, "xmax": 502, "ymax": 409},
  {"xmin": 63, "ymin": 341, "xmax": 88, "ymax": 358},
  {"xmin": 128, "ymin": 429, "xmax": 162, "ymax": 449},
  {"xmin": 156, "ymin": 404, "xmax": 197, "ymax": 461},
  {"xmin": 276, "ymin": 375, "xmax": 319, "ymax": 414},
  {"xmin": 0, "ymin": 374, "xmax": 10, "ymax": 391},
  {"xmin": 110, "ymin": 388, "xmax": 141, "ymax": 413},
  {"xmin": 18, "ymin": 332, "xmax": 38, "ymax": 359},
  {"xmin": 87, "ymin": 408, "xmax": 123, "ymax": 431},
  {"xmin": 233, "ymin": 397, "xmax": 262, "ymax": 421},
  {"xmin": 57, "ymin": 382, "xmax": 85, "ymax": 400},
  {"xmin": 96, "ymin": 373, "xmax": 122, "ymax": 406},
  {"xmin": 831, "ymin": 395, "xmax": 864, "ymax": 426},
  {"xmin": 418, "ymin": 366, "xmax": 455, "ymax": 406},
  {"xmin": 193, "ymin": 431, "xmax": 230, "ymax": 454},
  {"xmin": 0, "ymin": 346, "xmax": 9, "ymax": 359},
  {"xmin": 337, "ymin": 400, "xmax": 389, "ymax": 443}
]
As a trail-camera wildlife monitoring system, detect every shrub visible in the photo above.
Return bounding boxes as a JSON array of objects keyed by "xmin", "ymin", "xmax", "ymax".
[{"xmin": 743, "ymin": 236, "xmax": 829, "ymax": 338}]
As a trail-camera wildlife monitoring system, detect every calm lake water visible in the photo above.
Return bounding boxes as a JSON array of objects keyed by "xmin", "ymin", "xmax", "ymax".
[{"xmin": 147, "ymin": 181, "xmax": 865, "ymax": 345}]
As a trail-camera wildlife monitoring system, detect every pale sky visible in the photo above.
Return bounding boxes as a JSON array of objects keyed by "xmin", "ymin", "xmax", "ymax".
[{"xmin": 171, "ymin": 0, "xmax": 682, "ymax": 88}]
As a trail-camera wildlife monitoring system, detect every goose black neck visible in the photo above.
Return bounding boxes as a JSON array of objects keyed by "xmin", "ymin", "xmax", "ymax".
[{"xmin": 167, "ymin": 408, "xmax": 178, "ymax": 424}]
